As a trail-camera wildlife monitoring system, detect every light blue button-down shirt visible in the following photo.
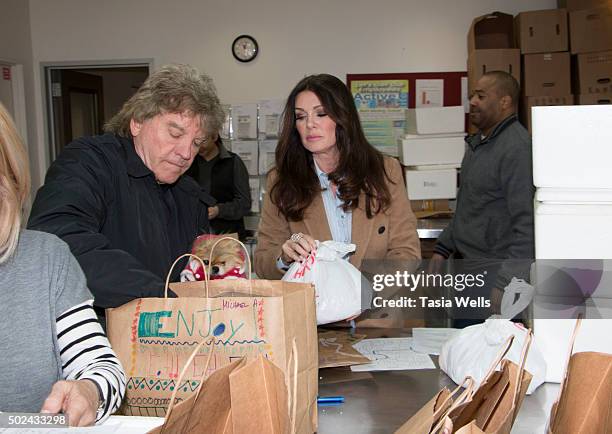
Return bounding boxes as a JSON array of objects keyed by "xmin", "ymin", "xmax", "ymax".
[
  {"xmin": 276, "ymin": 162, "xmax": 353, "ymax": 271},
  {"xmin": 313, "ymin": 160, "xmax": 352, "ymax": 244}
]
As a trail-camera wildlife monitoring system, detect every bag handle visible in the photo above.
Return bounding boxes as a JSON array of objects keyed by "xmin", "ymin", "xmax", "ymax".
[
  {"xmin": 551, "ymin": 316, "xmax": 582, "ymax": 422},
  {"xmin": 164, "ymin": 253, "xmax": 209, "ymax": 298},
  {"xmin": 286, "ymin": 338, "xmax": 299, "ymax": 434},
  {"xmin": 482, "ymin": 334, "xmax": 515, "ymax": 382},
  {"xmin": 161, "ymin": 337, "xmax": 215, "ymax": 432},
  {"xmin": 430, "ymin": 376, "xmax": 475, "ymax": 434},
  {"xmin": 511, "ymin": 329, "xmax": 532, "ymax": 408},
  {"xmin": 208, "ymin": 236, "xmax": 254, "ymax": 295}
]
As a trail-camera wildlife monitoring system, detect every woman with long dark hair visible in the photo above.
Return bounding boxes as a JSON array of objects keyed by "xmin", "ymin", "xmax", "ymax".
[{"xmin": 254, "ymin": 74, "xmax": 420, "ymax": 280}]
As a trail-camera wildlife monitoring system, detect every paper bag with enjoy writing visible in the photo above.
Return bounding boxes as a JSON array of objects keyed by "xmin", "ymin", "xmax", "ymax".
[
  {"xmin": 446, "ymin": 332, "xmax": 533, "ymax": 434},
  {"xmin": 107, "ymin": 238, "xmax": 318, "ymax": 434},
  {"xmin": 547, "ymin": 318, "xmax": 612, "ymax": 434}
]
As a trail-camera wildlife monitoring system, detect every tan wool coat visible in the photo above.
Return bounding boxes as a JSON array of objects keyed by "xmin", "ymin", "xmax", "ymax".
[{"xmin": 254, "ymin": 157, "xmax": 421, "ymax": 279}]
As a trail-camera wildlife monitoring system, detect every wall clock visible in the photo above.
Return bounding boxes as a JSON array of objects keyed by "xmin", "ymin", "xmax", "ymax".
[{"xmin": 232, "ymin": 35, "xmax": 258, "ymax": 63}]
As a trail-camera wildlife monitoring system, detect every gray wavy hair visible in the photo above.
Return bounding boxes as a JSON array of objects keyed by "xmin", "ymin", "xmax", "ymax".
[{"xmin": 104, "ymin": 64, "xmax": 225, "ymax": 137}]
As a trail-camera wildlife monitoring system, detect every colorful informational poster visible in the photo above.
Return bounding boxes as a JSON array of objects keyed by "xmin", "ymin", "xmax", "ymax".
[
  {"xmin": 351, "ymin": 79, "xmax": 409, "ymax": 109},
  {"xmin": 350, "ymin": 80, "xmax": 409, "ymax": 156}
]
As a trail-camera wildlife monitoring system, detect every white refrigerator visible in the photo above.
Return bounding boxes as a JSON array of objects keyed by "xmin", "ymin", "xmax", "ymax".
[{"xmin": 532, "ymin": 105, "xmax": 612, "ymax": 383}]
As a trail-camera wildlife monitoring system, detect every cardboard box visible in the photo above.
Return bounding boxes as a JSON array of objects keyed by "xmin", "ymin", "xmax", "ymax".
[
  {"xmin": 468, "ymin": 12, "xmax": 515, "ymax": 53},
  {"xmin": 405, "ymin": 167, "xmax": 457, "ymax": 200},
  {"xmin": 576, "ymin": 93, "xmax": 612, "ymax": 104},
  {"xmin": 523, "ymin": 52, "xmax": 571, "ymax": 96},
  {"xmin": 557, "ymin": 0, "xmax": 612, "ymax": 11},
  {"xmin": 468, "ymin": 49, "xmax": 521, "ymax": 91},
  {"xmin": 575, "ymin": 50, "xmax": 612, "ymax": 94},
  {"xmin": 410, "ymin": 199, "xmax": 450, "ymax": 213},
  {"xmin": 515, "ymin": 9, "xmax": 568, "ymax": 54},
  {"xmin": 405, "ymin": 106, "xmax": 465, "ymax": 135},
  {"xmin": 570, "ymin": 7, "xmax": 612, "ymax": 54},
  {"xmin": 399, "ymin": 134, "xmax": 465, "ymax": 166},
  {"xmin": 520, "ymin": 95, "xmax": 574, "ymax": 133}
]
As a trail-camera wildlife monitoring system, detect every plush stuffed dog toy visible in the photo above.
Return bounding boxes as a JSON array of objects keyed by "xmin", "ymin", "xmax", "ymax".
[{"xmin": 180, "ymin": 234, "xmax": 247, "ymax": 281}]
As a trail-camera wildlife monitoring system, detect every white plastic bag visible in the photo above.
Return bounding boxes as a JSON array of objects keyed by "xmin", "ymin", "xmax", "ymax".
[
  {"xmin": 282, "ymin": 240, "xmax": 362, "ymax": 325},
  {"xmin": 439, "ymin": 319, "xmax": 546, "ymax": 394}
]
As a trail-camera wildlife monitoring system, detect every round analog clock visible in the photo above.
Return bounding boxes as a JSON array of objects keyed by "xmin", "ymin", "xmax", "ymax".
[{"xmin": 232, "ymin": 35, "xmax": 259, "ymax": 63}]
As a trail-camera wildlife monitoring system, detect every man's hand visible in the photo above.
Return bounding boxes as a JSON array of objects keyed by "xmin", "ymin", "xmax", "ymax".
[
  {"xmin": 427, "ymin": 253, "xmax": 447, "ymax": 275},
  {"xmin": 208, "ymin": 206, "xmax": 219, "ymax": 220},
  {"xmin": 41, "ymin": 380, "xmax": 100, "ymax": 427}
]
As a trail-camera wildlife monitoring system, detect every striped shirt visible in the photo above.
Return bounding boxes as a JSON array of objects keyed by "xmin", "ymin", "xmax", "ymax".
[{"xmin": 56, "ymin": 299, "xmax": 126, "ymax": 423}]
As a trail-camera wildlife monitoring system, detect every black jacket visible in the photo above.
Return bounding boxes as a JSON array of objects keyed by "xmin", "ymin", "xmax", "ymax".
[
  {"xmin": 186, "ymin": 143, "xmax": 251, "ymax": 238},
  {"xmin": 28, "ymin": 134, "xmax": 213, "ymax": 309}
]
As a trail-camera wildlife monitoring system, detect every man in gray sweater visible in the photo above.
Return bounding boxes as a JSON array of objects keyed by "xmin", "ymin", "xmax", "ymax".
[{"xmin": 431, "ymin": 71, "xmax": 534, "ymax": 316}]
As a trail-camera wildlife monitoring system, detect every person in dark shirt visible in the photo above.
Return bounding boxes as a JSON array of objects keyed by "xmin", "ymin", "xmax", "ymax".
[
  {"xmin": 186, "ymin": 135, "xmax": 251, "ymax": 239},
  {"xmin": 430, "ymin": 71, "xmax": 534, "ymax": 319},
  {"xmin": 28, "ymin": 64, "xmax": 225, "ymax": 313}
]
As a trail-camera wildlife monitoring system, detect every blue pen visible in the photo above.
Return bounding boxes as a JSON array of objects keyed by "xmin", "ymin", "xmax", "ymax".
[{"xmin": 317, "ymin": 396, "xmax": 345, "ymax": 404}]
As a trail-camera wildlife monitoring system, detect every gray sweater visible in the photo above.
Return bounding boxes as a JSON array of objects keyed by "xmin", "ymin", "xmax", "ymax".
[
  {"xmin": 0, "ymin": 230, "xmax": 91, "ymax": 412},
  {"xmin": 435, "ymin": 115, "xmax": 535, "ymax": 287}
]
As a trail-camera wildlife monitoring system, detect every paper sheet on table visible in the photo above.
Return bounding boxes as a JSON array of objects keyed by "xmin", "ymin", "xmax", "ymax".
[
  {"xmin": 0, "ymin": 416, "xmax": 164, "ymax": 434},
  {"xmin": 350, "ymin": 337, "xmax": 435, "ymax": 371},
  {"xmin": 411, "ymin": 327, "xmax": 460, "ymax": 355}
]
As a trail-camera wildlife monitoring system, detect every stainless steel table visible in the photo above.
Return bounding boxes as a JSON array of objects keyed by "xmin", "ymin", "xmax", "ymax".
[
  {"xmin": 417, "ymin": 218, "xmax": 450, "ymax": 239},
  {"xmin": 317, "ymin": 329, "xmax": 558, "ymax": 434}
]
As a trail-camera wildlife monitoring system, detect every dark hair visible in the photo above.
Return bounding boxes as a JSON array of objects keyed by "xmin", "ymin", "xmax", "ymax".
[
  {"xmin": 483, "ymin": 71, "xmax": 520, "ymax": 109},
  {"xmin": 270, "ymin": 74, "xmax": 392, "ymax": 221}
]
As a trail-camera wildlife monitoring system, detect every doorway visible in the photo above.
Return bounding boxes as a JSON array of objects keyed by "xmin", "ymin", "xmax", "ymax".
[
  {"xmin": 44, "ymin": 62, "xmax": 150, "ymax": 161},
  {"xmin": 0, "ymin": 60, "xmax": 28, "ymax": 142}
]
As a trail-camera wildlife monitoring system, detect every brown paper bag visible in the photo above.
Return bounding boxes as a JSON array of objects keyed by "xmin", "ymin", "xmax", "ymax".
[
  {"xmin": 148, "ymin": 340, "xmax": 239, "ymax": 434},
  {"xmin": 229, "ymin": 349, "xmax": 292, "ymax": 434},
  {"xmin": 547, "ymin": 318, "xmax": 612, "ymax": 434},
  {"xmin": 455, "ymin": 421, "xmax": 485, "ymax": 434},
  {"xmin": 394, "ymin": 377, "xmax": 475, "ymax": 434},
  {"xmin": 447, "ymin": 332, "xmax": 533, "ymax": 434},
  {"xmin": 107, "ymin": 239, "xmax": 318, "ymax": 434},
  {"xmin": 149, "ymin": 339, "xmax": 293, "ymax": 434}
]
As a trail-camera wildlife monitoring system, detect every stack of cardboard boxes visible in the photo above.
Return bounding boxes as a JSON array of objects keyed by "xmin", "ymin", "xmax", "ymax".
[
  {"xmin": 467, "ymin": 12, "xmax": 521, "ymax": 98},
  {"xmin": 516, "ymin": 8, "xmax": 573, "ymax": 132},
  {"xmin": 566, "ymin": 0, "xmax": 612, "ymax": 105},
  {"xmin": 467, "ymin": 4, "xmax": 611, "ymax": 134},
  {"xmin": 399, "ymin": 106, "xmax": 465, "ymax": 217}
]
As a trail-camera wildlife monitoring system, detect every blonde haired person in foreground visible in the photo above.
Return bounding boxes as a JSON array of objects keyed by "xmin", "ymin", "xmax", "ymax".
[{"xmin": 0, "ymin": 103, "xmax": 126, "ymax": 426}]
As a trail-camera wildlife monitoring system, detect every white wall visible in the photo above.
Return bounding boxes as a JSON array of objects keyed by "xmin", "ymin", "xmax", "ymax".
[
  {"xmin": 0, "ymin": 0, "xmax": 40, "ymax": 190},
  {"xmin": 23, "ymin": 0, "xmax": 555, "ymax": 186}
]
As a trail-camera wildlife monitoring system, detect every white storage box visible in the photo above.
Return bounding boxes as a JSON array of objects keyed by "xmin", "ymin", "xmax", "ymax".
[
  {"xmin": 399, "ymin": 134, "xmax": 465, "ymax": 166},
  {"xmin": 532, "ymin": 105, "xmax": 612, "ymax": 189},
  {"xmin": 405, "ymin": 106, "xmax": 465, "ymax": 135},
  {"xmin": 231, "ymin": 140, "xmax": 259, "ymax": 175},
  {"xmin": 405, "ymin": 167, "xmax": 457, "ymax": 200},
  {"xmin": 535, "ymin": 201, "xmax": 612, "ymax": 260}
]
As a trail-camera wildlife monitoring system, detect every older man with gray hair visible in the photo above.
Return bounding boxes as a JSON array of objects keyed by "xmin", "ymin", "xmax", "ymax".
[{"xmin": 29, "ymin": 64, "xmax": 225, "ymax": 314}]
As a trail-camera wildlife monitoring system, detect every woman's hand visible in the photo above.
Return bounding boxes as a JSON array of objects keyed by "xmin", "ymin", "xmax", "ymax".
[
  {"xmin": 41, "ymin": 379, "xmax": 100, "ymax": 427},
  {"xmin": 281, "ymin": 232, "xmax": 317, "ymax": 264}
]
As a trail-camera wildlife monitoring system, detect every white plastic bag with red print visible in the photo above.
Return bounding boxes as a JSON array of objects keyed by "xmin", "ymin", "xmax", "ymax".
[{"xmin": 282, "ymin": 240, "xmax": 362, "ymax": 325}]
